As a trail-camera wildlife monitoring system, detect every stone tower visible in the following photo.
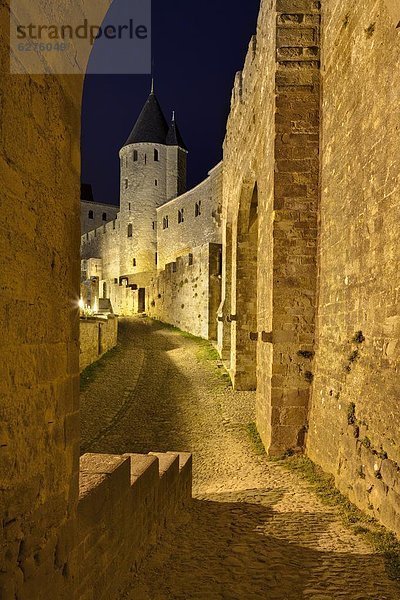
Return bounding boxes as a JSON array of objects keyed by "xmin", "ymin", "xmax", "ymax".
[{"xmin": 118, "ymin": 89, "xmax": 187, "ymax": 279}]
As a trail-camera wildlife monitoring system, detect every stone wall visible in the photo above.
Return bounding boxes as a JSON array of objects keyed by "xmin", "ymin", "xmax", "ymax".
[
  {"xmin": 80, "ymin": 163, "xmax": 221, "ymax": 317},
  {"xmin": 220, "ymin": 0, "xmax": 400, "ymax": 536},
  {"xmin": 0, "ymin": 1, "xmax": 194, "ymax": 596},
  {"xmin": 79, "ymin": 316, "xmax": 118, "ymax": 372},
  {"xmin": 0, "ymin": 1, "xmax": 86, "ymax": 594},
  {"xmin": 307, "ymin": 0, "xmax": 400, "ymax": 535},
  {"xmin": 81, "ymin": 200, "xmax": 119, "ymax": 235},
  {"xmin": 156, "ymin": 162, "xmax": 223, "ymax": 268},
  {"xmin": 148, "ymin": 244, "xmax": 222, "ymax": 340},
  {"xmin": 219, "ymin": 0, "xmax": 320, "ymax": 452},
  {"xmin": 74, "ymin": 451, "xmax": 192, "ymax": 599}
]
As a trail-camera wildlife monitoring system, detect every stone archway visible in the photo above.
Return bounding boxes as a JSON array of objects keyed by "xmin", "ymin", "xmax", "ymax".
[{"xmin": 230, "ymin": 181, "xmax": 259, "ymax": 391}]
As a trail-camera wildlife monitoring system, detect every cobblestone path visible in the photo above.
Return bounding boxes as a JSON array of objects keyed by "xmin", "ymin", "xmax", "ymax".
[{"xmin": 81, "ymin": 318, "xmax": 400, "ymax": 600}]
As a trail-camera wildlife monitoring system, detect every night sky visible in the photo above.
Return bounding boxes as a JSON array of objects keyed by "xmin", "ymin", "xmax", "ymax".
[{"xmin": 81, "ymin": 0, "xmax": 261, "ymax": 206}]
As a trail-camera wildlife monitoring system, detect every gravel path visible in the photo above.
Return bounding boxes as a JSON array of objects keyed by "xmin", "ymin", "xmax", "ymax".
[{"xmin": 81, "ymin": 318, "xmax": 400, "ymax": 600}]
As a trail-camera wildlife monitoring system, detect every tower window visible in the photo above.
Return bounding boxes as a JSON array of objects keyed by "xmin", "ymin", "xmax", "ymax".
[
  {"xmin": 154, "ymin": 149, "xmax": 159, "ymax": 162},
  {"xmin": 188, "ymin": 253, "xmax": 194, "ymax": 266},
  {"xmin": 113, "ymin": 220, "xmax": 116, "ymax": 230},
  {"xmin": 152, "ymin": 221, "xmax": 156, "ymax": 230},
  {"xmin": 163, "ymin": 216, "xmax": 169, "ymax": 230},
  {"xmin": 124, "ymin": 178, "xmax": 128, "ymax": 189},
  {"xmin": 155, "ymin": 179, "xmax": 158, "ymax": 186},
  {"xmin": 178, "ymin": 208, "xmax": 184, "ymax": 224},
  {"xmin": 102, "ymin": 212, "xmax": 107, "ymax": 221},
  {"xmin": 133, "ymin": 258, "xmax": 137, "ymax": 267},
  {"xmin": 128, "ymin": 203, "xmax": 131, "ymax": 211},
  {"xmin": 144, "ymin": 154, "xmax": 147, "ymax": 165},
  {"xmin": 133, "ymin": 150, "xmax": 138, "ymax": 162},
  {"xmin": 128, "ymin": 224, "xmax": 133, "ymax": 238},
  {"xmin": 155, "ymin": 252, "xmax": 158, "ymax": 265},
  {"xmin": 88, "ymin": 210, "xmax": 94, "ymax": 219},
  {"xmin": 195, "ymin": 201, "xmax": 202, "ymax": 217}
]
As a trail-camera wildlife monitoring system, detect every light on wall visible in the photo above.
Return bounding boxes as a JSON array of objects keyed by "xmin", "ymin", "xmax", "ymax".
[{"xmin": 383, "ymin": 0, "xmax": 400, "ymax": 27}]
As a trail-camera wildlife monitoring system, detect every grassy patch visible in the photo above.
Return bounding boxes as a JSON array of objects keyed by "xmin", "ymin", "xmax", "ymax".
[
  {"xmin": 246, "ymin": 422, "xmax": 266, "ymax": 455},
  {"xmin": 80, "ymin": 346, "xmax": 121, "ymax": 391},
  {"xmin": 281, "ymin": 456, "xmax": 400, "ymax": 581},
  {"xmin": 196, "ymin": 340, "xmax": 232, "ymax": 386}
]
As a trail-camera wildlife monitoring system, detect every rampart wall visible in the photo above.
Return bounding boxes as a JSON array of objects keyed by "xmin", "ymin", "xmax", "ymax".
[
  {"xmin": 81, "ymin": 201, "xmax": 119, "ymax": 235},
  {"xmin": 156, "ymin": 163, "xmax": 223, "ymax": 268},
  {"xmin": 307, "ymin": 0, "xmax": 400, "ymax": 535},
  {"xmin": 79, "ymin": 316, "xmax": 118, "ymax": 372},
  {"xmin": 220, "ymin": 0, "xmax": 400, "ymax": 536},
  {"xmin": 148, "ymin": 244, "xmax": 222, "ymax": 340}
]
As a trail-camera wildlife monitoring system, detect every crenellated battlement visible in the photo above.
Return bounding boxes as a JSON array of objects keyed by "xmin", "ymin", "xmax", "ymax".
[{"xmin": 75, "ymin": 451, "xmax": 192, "ymax": 598}]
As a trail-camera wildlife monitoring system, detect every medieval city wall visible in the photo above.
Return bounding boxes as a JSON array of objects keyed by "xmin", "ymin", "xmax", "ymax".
[
  {"xmin": 0, "ymin": 0, "xmax": 86, "ymax": 593},
  {"xmin": 220, "ymin": 0, "xmax": 400, "ymax": 535},
  {"xmin": 81, "ymin": 217, "xmax": 121, "ymax": 281},
  {"xmin": 0, "ymin": 1, "xmax": 195, "ymax": 597},
  {"xmin": 81, "ymin": 161, "xmax": 222, "ymax": 319},
  {"xmin": 81, "ymin": 200, "xmax": 119, "ymax": 235},
  {"xmin": 307, "ymin": 0, "xmax": 400, "ymax": 534},
  {"xmin": 221, "ymin": 0, "xmax": 320, "ymax": 452},
  {"xmin": 79, "ymin": 316, "xmax": 118, "ymax": 372},
  {"xmin": 148, "ymin": 244, "xmax": 222, "ymax": 340},
  {"xmin": 156, "ymin": 162, "xmax": 223, "ymax": 268}
]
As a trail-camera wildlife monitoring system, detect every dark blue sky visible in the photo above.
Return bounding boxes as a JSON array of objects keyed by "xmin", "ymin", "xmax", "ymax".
[{"xmin": 81, "ymin": 0, "xmax": 261, "ymax": 206}]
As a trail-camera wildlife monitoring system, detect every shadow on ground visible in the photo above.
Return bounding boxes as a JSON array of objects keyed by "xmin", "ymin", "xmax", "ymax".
[
  {"xmin": 126, "ymin": 489, "xmax": 396, "ymax": 600},
  {"xmin": 81, "ymin": 318, "xmax": 198, "ymax": 455}
]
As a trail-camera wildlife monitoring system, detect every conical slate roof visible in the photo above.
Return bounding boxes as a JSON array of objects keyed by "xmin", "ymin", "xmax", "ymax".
[
  {"xmin": 124, "ymin": 92, "xmax": 169, "ymax": 147},
  {"xmin": 166, "ymin": 114, "xmax": 187, "ymax": 150}
]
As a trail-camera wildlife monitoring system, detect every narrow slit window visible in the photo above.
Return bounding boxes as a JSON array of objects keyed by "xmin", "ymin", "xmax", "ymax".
[
  {"xmin": 195, "ymin": 201, "xmax": 202, "ymax": 217},
  {"xmin": 133, "ymin": 150, "xmax": 138, "ymax": 162},
  {"xmin": 133, "ymin": 258, "xmax": 137, "ymax": 267},
  {"xmin": 124, "ymin": 178, "xmax": 128, "ymax": 189},
  {"xmin": 102, "ymin": 212, "xmax": 107, "ymax": 221},
  {"xmin": 163, "ymin": 216, "xmax": 169, "ymax": 230},
  {"xmin": 178, "ymin": 208, "xmax": 184, "ymax": 224},
  {"xmin": 154, "ymin": 149, "xmax": 159, "ymax": 162},
  {"xmin": 128, "ymin": 224, "xmax": 133, "ymax": 238},
  {"xmin": 88, "ymin": 210, "xmax": 94, "ymax": 219}
]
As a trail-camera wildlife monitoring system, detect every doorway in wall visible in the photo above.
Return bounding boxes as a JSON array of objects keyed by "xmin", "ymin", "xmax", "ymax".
[{"xmin": 138, "ymin": 288, "xmax": 146, "ymax": 313}]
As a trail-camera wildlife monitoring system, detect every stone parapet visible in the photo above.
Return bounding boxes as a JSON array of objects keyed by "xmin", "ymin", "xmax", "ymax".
[
  {"xmin": 79, "ymin": 316, "xmax": 118, "ymax": 372},
  {"xmin": 73, "ymin": 451, "xmax": 192, "ymax": 599}
]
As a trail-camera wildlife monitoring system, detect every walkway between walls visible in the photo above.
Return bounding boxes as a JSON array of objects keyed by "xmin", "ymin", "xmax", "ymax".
[{"xmin": 80, "ymin": 318, "xmax": 400, "ymax": 600}]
